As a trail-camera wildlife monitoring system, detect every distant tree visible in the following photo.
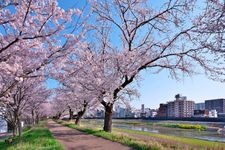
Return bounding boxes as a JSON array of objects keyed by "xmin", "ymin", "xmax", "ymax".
[
  {"xmin": 25, "ymin": 85, "xmax": 51, "ymax": 125},
  {"xmin": 0, "ymin": 77, "xmax": 50, "ymax": 137},
  {"xmin": 52, "ymin": 70, "xmax": 100, "ymax": 125},
  {"xmin": 51, "ymin": 92, "xmax": 68, "ymax": 120}
]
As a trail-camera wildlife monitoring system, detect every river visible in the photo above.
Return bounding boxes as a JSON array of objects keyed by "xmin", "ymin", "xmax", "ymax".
[{"xmin": 82, "ymin": 119, "xmax": 225, "ymax": 142}]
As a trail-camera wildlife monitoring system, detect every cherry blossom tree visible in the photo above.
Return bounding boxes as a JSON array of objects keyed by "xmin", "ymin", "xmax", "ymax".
[
  {"xmin": 25, "ymin": 84, "xmax": 51, "ymax": 125},
  {"xmin": 191, "ymin": 0, "xmax": 225, "ymax": 81},
  {"xmin": 0, "ymin": 1, "xmax": 86, "ymax": 136},
  {"xmin": 52, "ymin": 38, "xmax": 139, "ymax": 128},
  {"xmin": 52, "ymin": 69, "xmax": 100, "ymax": 125},
  {"xmin": 0, "ymin": 77, "xmax": 50, "ymax": 137},
  {"xmin": 37, "ymin": 102, "xmax": 53, "ymax": 120},
  {"xmin": 88, "ymin": 0, "xmax": 225, "ymax": 132},
  {"xmin": 51, "ymin": 91, "xmax": 68, "ymax": 119},
  {"xmin": 0, "ymin": 0, "xmax": 85, "ymax": 99}
]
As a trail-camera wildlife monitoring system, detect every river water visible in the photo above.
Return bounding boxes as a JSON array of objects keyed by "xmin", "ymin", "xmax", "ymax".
[{"xmin": 82, "ymin": 119, "xmax": 225, "ymax": 142}]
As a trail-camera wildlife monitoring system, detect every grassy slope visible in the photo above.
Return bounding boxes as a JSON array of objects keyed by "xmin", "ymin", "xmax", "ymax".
[
  {"xmin": 56, "ymin": 120, "xmax": 225, "ymax": 150},
  {"xmin": 0, "ymin": 121, "xmax": 64, "ymax": 150},
  {"xmin": 114, "ymin": 128, "xmax": 225, "ymax": 149}
]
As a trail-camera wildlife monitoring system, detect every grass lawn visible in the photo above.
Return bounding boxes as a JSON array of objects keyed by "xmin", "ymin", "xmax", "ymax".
[
  {"xmin": 56, "ymin": 120, "xmax": 225, "ymax": 150},
  {"xmin": 0, "ymin": 121, "xmax": 64, "ymax": 150}
]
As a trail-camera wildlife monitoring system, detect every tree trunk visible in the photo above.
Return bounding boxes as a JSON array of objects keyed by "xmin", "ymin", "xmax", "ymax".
[
  {"xmin": 103, "ymin": 104, "xmax": 113, "ymax": 132},
  {"xmin": 69, "ymin": 108, "xmax": 73, "ymax": 120},
  {"xmin": 13, "ymin": 111, "xmax": 18, "ymax": 136},
  {"xmin": 12, "ymin": 125, "xmax": 16, "ymax": 137},
  {"xmin": 32, "ymin": 110, "xmax": 35, "ymax": 125},
  {"xmin": 57, "ymin": 113, "xmax": 61, "ymax": 119},
  {"xmin": 75, "ymin": 101, "xmax": 88, "ymax": 125},
  {"xmin": 75, "ymin": 113, "xmax": 82, "ymax": 125},
  {"xmin": 75, "ymin": 110, "xmax": 85, "ymax": 125},
  {"xmin": 36, "ymin": 114, "xmax": 39, "ymax": 124},
  {"xmin": 17, "ymin": 118, "xmax": 22, "ymax": 137}
]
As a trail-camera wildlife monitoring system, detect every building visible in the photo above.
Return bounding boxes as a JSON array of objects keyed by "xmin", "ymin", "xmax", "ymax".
[
  {"xmin": 140, "ymin": 104, "xmax": 146, "ymax": 117},
  {"xmin": 96, "ymin": 109, "xmax": 105, "ymax": 118},
  {"xmin": 150, "ymin": 109, "xmax": 158, "ymax": 117},
  {"xmin": 144, "ymin": 108, "xmax": 151, "ymax": 117},
  {"xmin": 115, "ymin": 107, "xmax": 126, "ymax": 118},
  {"xmin": 208, "ymin": 110, "xmax": 217, "ymax": 118},
  {"xmin": 135, "ymin": 104, "xmax": 155, "ymax": 118},
  {"xmin": 157, "ymin": 104, "xmax": 167, "ymax": 117},
  {"xmin": 195, "ymin": 102, "xmax": 205, "ymax": 110},
  {"xmin": 125, "ymin": 109, "xmax": 135, "ymax": 118},
  {"xmin": 167, "ymin": 101, "xmax": 175, "ymax": 117},
  {"xmin": 114, "ymin": 106, "xmax": 135, "ymax": 118},
  {"xmin": 167, "ymin": 94, "xmax": 195, "ymax": 118},
  {"xmin": 194, "ymin": 110, "xmax": 209, "ymax": 117},
  {"xmin": 141, "ymin": 104, "xmax": 145, "ymax": 113},
  {"xmin": 218, "ymin": 113, "xmax": 225, "ymax": 118},
  {"xmin": 205, "ymin": 99, "xmax": 225, "ymax": 113},
  {"xmin": 133, "ymin": 109, "xmax": 141, "ymax": 118}
]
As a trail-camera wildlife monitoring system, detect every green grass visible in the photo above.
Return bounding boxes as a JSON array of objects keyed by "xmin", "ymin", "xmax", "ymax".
[
  {"xmin": 157, "ymin": 123, "xmax": 207, "ymax": 131},
  {"xmin": 115, "ymin": 128, "xmax": 225, "ymax": 149},
  {"xmin": 56, "ymin": 120, "xmax": 225, "ymax": 150},
  {"xmin": 0, "ymin": 121, "xmax": 64, "ymax": 150}
]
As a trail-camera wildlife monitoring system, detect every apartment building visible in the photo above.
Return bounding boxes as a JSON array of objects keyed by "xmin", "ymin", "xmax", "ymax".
[
  {"xmin": 167, "ymin": 94, "xmax": 195, "ymax": 118},
  {"xmin": 205, "ymin": 99, "xmax": 225, "ymax": 113}
]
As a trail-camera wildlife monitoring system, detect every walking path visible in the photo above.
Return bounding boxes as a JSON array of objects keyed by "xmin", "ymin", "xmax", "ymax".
[
  {"xmin": 0, "ymin": 133, "xmax": 11, "ymax": 140},
  {"xmin": 47, "ymin": 120, "xmax": 132, "ymax": 150}
]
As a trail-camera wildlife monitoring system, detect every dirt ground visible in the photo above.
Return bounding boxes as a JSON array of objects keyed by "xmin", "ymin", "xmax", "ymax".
[{"xmin": 48, "ymin": 120, "xmax": 133, "ymax": 150}]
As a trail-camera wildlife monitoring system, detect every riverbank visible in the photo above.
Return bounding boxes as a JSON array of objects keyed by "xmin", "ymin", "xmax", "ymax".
[
  {"xmin": 56, "ymin": 120, "xmax": 225, "ymax": 150},
  {"xmin": 86, "ymin": 117, "xmax": 225, "ymax": 122},
  {"xmin": 0, "ymin": 121, "xmax": 64, "ymax": 150}
]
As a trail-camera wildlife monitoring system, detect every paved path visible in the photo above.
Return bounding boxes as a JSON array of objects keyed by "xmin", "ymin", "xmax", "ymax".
[
  {"xmin": 48, "ymin": 120, "xmax": 133, "ymax": 150},
  {"xmin": 0, "ymin": 133, "xmax": 11, "ymax": 140}
]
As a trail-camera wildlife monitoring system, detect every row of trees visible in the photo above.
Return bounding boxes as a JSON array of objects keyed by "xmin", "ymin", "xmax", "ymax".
[
  {"xmin": 0, "ymin": 0, "xmax": 84, "ymax": 136},
  {"xmin": 1, "ymin": 0, "xmax": 225, "ymax": 134},
  {"xmin": 51, "ymin": 0, "xmax": 225, "ymax": 132},
  {"xmin": 0, "ymin": 78, "xmax": 50, "ymax": 136}
]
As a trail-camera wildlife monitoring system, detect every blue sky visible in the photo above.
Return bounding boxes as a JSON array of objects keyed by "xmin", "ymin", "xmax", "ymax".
[
  {"xmin": 134, "ymin": 71, "xmax": 225, "ymax": 109},
  {"xmin": 48, "ymin": 0, "xmax": 225, "ymax": 109}
]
